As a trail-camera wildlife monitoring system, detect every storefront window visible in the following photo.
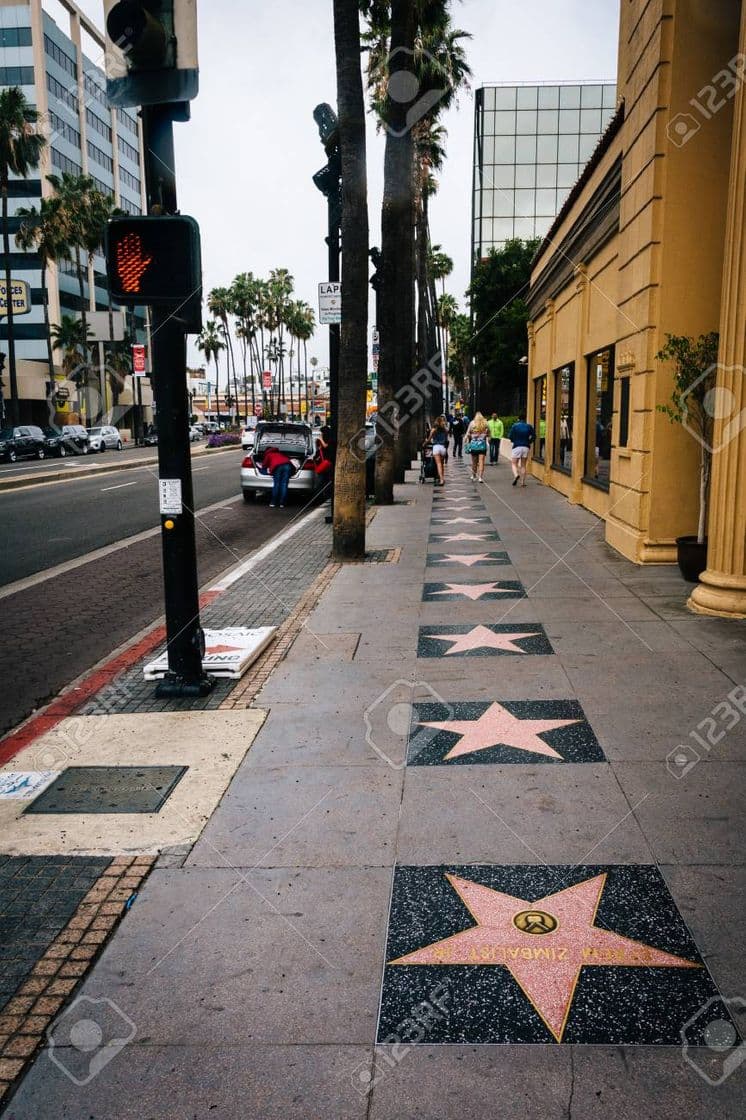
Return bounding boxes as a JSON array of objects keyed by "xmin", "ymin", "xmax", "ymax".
[
  {"xmin": 534, "ymin": 376, "xmax": 547, "ymax": 462},
  {"xmin": 553, "ymin": 363, "xmax": 574, "ymax": 473},
  {"xmin": 585, "ymin": 347, "xmax": 615, "ymax": 488}
]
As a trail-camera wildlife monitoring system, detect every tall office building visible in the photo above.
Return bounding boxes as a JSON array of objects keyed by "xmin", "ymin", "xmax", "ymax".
[
  {"xmin": 0, "ymin": 0, "xmax": 151, "ymax": 427},
  {"xmin": 471, "ymin": 81, "xmax": 617, "ymax": 263}
]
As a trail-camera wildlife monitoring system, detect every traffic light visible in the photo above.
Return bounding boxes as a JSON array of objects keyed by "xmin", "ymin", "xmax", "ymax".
[
  {"xmin": 104, "ymin": 1, "xmax": 199, "ymax": 108},
  {"xmin": 106, "ymin": 215, "xmax": 202, "ymax": 328},
  {"xmin": 369, "ymin": 247, "xmax": 384, "ymax": 294}
]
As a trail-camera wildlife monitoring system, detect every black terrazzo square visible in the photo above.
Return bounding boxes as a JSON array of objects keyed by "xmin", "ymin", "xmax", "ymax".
[
  {"xmin": 24, "ymin": 766, "xmax": 188, "ymax": 814},
  {"xmin": 428, "ymin": 531, "xmax": 502, "ymax": 545},
  {"xmin": 427, "ymin": 551, "xmax": 510, "ymax": 568},
  {"xmin": 417, "ymin": 624, "xmax": 553, "ymax": 658},
  {"xmin": 407, "ymin": 700, "xmax": 605, "ymax": 765},
  {"xmin": 378, "ymin": 864, "xmax": 735, "ymax": 1045},
  {"xmin": 422, "ymin": 581, "xmax": 526, "ymax": 603},
  {"xmin": 430, "ymin": 516, "xmax": 492, "ymax": 526}
]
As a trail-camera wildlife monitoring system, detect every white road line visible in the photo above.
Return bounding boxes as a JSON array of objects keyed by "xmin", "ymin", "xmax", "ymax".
[
  {"xmin": 0, "ymin": 494, "xmax": 242, "ymax": 601},
  {"xmin": 100, "ymin": 481, "xmax": 139, "ymax": 492},
  {"xmin": 209, "ymin": 506, "xmax": 325, "ymax": 592}
]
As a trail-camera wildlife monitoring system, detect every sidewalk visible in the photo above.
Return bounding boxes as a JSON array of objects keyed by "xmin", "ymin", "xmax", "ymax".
[{"xmin": 2, "ymin": 461, "xmax": 745, "ymax": 1117}]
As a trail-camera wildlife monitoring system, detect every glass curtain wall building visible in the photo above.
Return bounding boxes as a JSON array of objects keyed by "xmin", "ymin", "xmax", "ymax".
[
  {"xmin": 471, "ymin": 82, "xmax": 617, "ymax": 263},
  {"xmin": 0, "ymin": 0, "xmax": 149, "ymax": 427}
]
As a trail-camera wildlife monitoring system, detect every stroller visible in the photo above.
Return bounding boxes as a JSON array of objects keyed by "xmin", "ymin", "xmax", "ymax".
[{"xmin": 419, "ymin": 441, "xmax": 437, "ymax": 484}]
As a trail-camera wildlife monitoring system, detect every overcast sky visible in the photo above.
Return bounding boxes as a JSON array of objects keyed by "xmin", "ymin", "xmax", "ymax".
[{"xmin": 72, "ymin": 0, "xmax": 620, "ymax": 367}]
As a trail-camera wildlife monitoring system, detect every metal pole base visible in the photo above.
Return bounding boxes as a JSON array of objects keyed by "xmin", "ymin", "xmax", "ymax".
[{"xmin": 154, "ymin": 674, "xmax": 216, "ymax": 699}]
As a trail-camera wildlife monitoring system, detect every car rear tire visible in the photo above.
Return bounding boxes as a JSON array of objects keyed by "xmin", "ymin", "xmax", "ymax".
[
  {"xmin": 242, "ymin": 491, "xmax": 252, "ymax": 504},
  {"xmin": 37, "ymin": 448, "xmax": 46, "ymax": 460},
  {"xmin": 8, "ymin": 450, "xmax": 16, "ymax": 463},
  {"xmin": 100, "ymin": 444, "xmax": 106, "ymax": 453}
]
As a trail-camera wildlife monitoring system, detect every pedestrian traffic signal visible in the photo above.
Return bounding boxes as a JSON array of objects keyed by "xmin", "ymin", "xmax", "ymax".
[
  {"xmin": 104, "ymin": 0, "xmax": 199, "ymax": 108},
  {"xmin": 106, "ymin": 215, "xmax": 202, "ymax": 307}
]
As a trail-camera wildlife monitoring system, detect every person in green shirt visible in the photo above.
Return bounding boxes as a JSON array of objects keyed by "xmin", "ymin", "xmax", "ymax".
[{"xmin": 487, "ymin": 413, "xmax": 504, "ymax": 464}]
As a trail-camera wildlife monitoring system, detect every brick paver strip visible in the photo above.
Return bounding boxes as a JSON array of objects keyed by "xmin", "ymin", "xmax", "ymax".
[{"xmin": 0, "ymin": 858, "xmax": 154, "ymax": 1106}]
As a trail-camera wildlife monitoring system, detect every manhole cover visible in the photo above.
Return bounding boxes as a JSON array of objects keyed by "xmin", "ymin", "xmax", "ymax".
[{"xmin": 24, "ymin": 766, "xmax": 188, "ymax": 815}]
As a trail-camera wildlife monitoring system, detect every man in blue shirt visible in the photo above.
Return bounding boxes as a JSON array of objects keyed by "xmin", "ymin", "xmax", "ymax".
[{"xmin": 508, "ymin": 412, "xmax": 536, "ymax": 488}]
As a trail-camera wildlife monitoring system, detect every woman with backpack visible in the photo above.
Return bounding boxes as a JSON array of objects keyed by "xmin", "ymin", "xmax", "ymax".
[{"xmin": 465, "ymin": 412, "xmax": 489, "ymax": 483}]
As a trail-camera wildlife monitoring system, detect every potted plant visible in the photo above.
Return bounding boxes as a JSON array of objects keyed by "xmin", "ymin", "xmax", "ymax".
[{"xmin": 656, "ymin": 332, "xmax": 720, "ymax": 582}]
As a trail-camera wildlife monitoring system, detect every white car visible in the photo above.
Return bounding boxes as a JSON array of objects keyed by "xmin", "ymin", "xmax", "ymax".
[
  {"xmin": 241, "ymin": 427, "xmax": 256, "ymax": 450},
  {"xmin": 87, "ymin": 425, "xmax": 123, "ymax": 452},
  {"xmin": 240, "ymin": 422, "xmax": 317, "ymax": 503}
]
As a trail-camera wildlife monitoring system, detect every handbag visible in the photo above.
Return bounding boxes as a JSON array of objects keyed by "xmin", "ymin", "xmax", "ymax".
[{"xmin": 468, "ymin": 435, "xmax": 487, "ymax": 453}]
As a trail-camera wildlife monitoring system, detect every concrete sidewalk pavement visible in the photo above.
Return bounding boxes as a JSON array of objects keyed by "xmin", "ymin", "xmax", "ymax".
[{"xmin": 2, "ymin": 461, "xmax": 745, "ymax": 1118}]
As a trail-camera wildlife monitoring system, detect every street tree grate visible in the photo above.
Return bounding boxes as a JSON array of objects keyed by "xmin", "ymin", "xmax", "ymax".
[
  {"xmin": 24, "ymin": 766, "xmax": 188, "ymax": 815},
  {"xmin": 347, "ymin": 548, "xmax": 401, "ymax": 565}
]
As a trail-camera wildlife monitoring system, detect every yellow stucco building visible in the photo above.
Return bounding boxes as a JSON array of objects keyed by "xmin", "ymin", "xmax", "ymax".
[{"xmin": 526, "ymin": 0, "xmax": 746, "ymax": 618}]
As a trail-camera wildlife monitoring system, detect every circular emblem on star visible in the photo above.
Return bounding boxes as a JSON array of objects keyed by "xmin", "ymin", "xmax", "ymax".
[{"xmin": 513, "ymin": 909, "xmax": 558, "ymax": 935}]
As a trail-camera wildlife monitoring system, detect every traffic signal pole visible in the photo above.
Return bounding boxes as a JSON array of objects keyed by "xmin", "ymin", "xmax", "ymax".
[{"xmin": 142, "ymin": 104, "xmax": 212, "ymax": 698}]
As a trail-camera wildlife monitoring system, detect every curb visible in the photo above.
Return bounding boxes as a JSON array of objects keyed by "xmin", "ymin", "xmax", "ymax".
[{"xmin": 0, "ymin": 443, "xmax": 240, "ymax": 494}]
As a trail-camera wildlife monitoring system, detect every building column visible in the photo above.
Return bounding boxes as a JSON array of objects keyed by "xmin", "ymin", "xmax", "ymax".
[
  {"xmin": 689, "ymin": 4, "xmax": 746, "ymax": 619},
  {"xmin": 570, "ymin": 266, "xmax": 588, "ymax": 504}
]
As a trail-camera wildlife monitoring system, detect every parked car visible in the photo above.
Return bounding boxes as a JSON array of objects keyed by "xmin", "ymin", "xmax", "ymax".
[
  {"xmin": 87, "ymin": 425, "xmax": 123, "ymax": 452},
  {"xmin": 189, "ymin": 425, "xmax": 202, "ymax": 442},
  {"xmin": 241, "ymin": 426, "xmax": 256, "ymax": 450},
  {"xmin": 0, "ymin": 425, "xmax": 49, "ymax": 463},
  {"xmin": 240, "ymin": 421, "xmax": 316, "ymax": 503},
  {"xmin": 143, "ymin": 429, "xmax": 158, "ymax": 446},
  {"xmin": 42, "ymin": 424, "xmax": 90, "ymax": 457}
]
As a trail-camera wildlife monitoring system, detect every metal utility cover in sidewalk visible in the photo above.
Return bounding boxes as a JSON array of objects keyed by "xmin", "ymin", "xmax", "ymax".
[{"xmin": 23, "ymin": 766, "xmax": 188, "ymax": 815}]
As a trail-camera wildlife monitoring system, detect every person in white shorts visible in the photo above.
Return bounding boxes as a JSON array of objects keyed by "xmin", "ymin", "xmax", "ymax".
[
  {"xmin": 429, "ymin": 416, "xmax": 449, "ymax": 487},
  {"xmin": 508, "ymin": 413, "xmax": 536, "ymax": 488}
]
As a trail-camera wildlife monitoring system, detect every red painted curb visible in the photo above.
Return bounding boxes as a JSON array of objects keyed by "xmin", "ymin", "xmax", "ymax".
[{"xmin": 0, "ymin": 589, "xmax": 222, "ymax": 766}]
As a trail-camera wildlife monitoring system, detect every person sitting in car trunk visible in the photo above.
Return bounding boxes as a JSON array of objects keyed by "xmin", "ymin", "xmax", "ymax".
[{"xmin": 261, "ymin": 446, "xmax": 295, "ymax": 508}]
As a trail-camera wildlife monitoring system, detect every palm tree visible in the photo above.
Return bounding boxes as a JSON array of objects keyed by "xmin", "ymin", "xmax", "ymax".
[
  {"xmin": 436, "ymin": 291, "xmax": 458, "ymax": 409},
  {"xmin": 333, "ymin": 0, "xmax": 369, "ymax": 558},
  {"xmin": 231, "ymin": 272, "xmax": 262, "ymax": 419},
  {"xmin": 196, "ymin": 320, "xmax": 225, "ymax": 422},
  {"xmin": 51, "ymin": 315, "xmax": 92, "ymax": 401},
  {"xmin": 207, "ymin": 286, "xmax": 240, "ymax": 425},
  {"xmin": 15, "ymin": 197, "xmax": 68, "ymax": 388},
  {"xmin": 0, "ymin": 87, "xmax": 46, "ymax": 423},
  {"xmin": 295, "ymin": 302, "xmax": 316, "ymax": 420}
]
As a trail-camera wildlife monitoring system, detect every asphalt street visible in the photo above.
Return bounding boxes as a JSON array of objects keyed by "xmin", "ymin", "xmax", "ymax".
[
  {"xmin": 0, "ymin": 451, "xmax": 318, "ymax": 737},
  {"xmin": 0, "ymin": 449, "xmax": 242, "ymax": 587},
  {"xmin": 0, "ymin": 441, "xmax": 161, "ymax": 479}
]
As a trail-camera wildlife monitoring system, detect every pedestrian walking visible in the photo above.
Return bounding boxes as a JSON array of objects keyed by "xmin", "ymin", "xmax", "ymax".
[
  {"xmin": 465, "ymin": 412, "xmax": 489, "ymax": 483},
  {"xmin": 508, "ymin": 412, "xmax": 536, "ymax": 488},
  {"xmin": 487, "ymin": 413, "xmax": 504, "ymax": 464},
  {"xmin": 450, "ymin": 412, "xmax": 465, "ymax": 459},
  {"xmin": 262, "ymin": 445, "xmax": 295, "ymax": 508},
  {"xmin": 428, "ymin": 415, "xmax": 449, "ymax": 487}
]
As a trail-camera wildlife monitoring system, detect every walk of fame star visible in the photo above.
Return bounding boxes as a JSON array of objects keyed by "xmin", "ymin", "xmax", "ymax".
[
  {"xmin": 430, "ymin": 517, "xmax": 491, "ymax": 526},
  {"xmin": 418, "ymin": 624, "xmax": 553, "ymax": 657},
  {"xmin": 429, "ymin": 532, "xmax": 499, "ymax": 544},
  {"xmin": 426, "ymin": 552, "xmax": 510, "ymax": 568},
  {"xmin": 388, "ymin": 872, "xmax": 700, "ymax": 1042},
  {"xmin": 407, "ymin": 700, "xmax": 605, "ymax": 765},
  {"xmin": 423, "ymin": 581, "xmax": 525, "ymax": 602}
]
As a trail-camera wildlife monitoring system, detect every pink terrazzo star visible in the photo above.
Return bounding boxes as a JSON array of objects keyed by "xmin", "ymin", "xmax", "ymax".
[
  {"xmin": 431, "ymin": 517, "xmax": 487, "ymax": 525},
  {"xmin": 390, "ymin": 873, "xmax": 699, "ymax": 1041},
  {"xmin": 433, "ymin": 533, "xmax": 492, "ymax": 543},
  {"xmin": 429, "ymin": 625, "xmax": 535, "ymax": 654},
  {"xmin": 431, "ymin": 583, "xmax": 515, "ymax": 601},
  {"xmin": 418, "ymin": 701, "xmax": 580, "ymax": 760},
  {"xmin": 432, "ymin": 553, "xmax": 494, "ymax": 567}
]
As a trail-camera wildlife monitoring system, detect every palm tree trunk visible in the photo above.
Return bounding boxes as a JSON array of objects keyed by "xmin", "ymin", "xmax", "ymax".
[
  {"xmin": 41, "ymin": 256, "xmax": 56, "ymax": 400},
  {"xmin": 375, "ymin": 0, "xmax": 415, "ymax": 504},
  {"xmin": 332, "ymin": 0, "xmax": 368, "ymax": 559},
  {"xmin": 2, "ymin": 177, "xmax": 19, "ymax": 424},
  {"xmin": 303, "ymin": 340, "xmax": 309, "ymax": 420}
]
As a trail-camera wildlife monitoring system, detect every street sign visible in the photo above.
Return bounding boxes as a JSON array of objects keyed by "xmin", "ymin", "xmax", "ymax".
[
  {"xmin": 132, "ymin": 344, "xmax": 147, "ymax": 375},
  {"xmin": 318, "ymin": 281, "xmax": 341, "ymax": 325},
  {"xmin": 159, "ymin": 478, "xmax": 183, "ymax": 516},
  {"xmin": 0, "ymin": 280, "xmax": 30, "ymax": 318},
  {"xmin": 262, "ymin": 370, "xmax": 272, "ymax": 390}
]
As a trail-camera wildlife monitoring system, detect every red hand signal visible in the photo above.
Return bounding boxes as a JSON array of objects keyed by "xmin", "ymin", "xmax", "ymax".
[{"xmin": 116, "ymin": 232, "xmax": 154, "ymax": 294}]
